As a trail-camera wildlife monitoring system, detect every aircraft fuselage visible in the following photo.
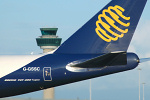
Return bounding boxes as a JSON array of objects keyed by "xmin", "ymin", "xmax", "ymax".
[{"xmin": 0, "ymin": 53, "xmax": 139, "ymax": 98}]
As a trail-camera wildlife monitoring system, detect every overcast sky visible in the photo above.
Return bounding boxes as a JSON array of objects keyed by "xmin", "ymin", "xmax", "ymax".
[{"xmin": 0, "ymin": 0, "xmax": 150, "ymax": 100}]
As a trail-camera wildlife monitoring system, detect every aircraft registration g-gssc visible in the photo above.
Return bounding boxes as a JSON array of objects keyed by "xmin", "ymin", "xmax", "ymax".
[{"xmin": 0, "ymin": 0, "xmax": 148, "ymax": 98}]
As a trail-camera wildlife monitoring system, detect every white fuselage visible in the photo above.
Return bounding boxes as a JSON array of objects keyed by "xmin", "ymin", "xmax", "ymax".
[{"xmin": 0, "ymin": 55, "xmax": 43, "ymax": 78}]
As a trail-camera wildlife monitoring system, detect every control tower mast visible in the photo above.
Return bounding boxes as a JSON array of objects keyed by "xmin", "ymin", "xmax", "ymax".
[{"xmin": 36, "ymin": 28, "xmax": 62, "ymax": 99}]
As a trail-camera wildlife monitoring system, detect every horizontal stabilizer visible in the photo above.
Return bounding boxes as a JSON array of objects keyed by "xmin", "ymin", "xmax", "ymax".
[
  {"xmin": 140, "ymin": 58, "xmax": 150, "ymax": 63},
  {"xmin": 71, "ymin": 52, "xmax": 127, "ymax": 68}
]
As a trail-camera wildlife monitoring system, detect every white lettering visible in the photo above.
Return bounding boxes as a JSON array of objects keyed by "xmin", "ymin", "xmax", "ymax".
[
  {"xmin": 4, "ymin": 79, "xmax": 16, "ymax": 81},
  {"xmin": 23, "ymin": 67, "xmax": 40, "ymax": 71}
]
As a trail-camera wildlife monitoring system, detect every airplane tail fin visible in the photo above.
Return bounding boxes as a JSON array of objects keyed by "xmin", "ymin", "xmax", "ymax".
[{"xmin": 54, "ymin": 0, "xmax": 147, "ymax": 54}]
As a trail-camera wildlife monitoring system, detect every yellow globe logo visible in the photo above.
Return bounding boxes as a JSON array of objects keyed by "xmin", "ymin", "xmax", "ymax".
[{"xmin": 95, "ymin": 5, "xmax": 130, "ymax": 42}]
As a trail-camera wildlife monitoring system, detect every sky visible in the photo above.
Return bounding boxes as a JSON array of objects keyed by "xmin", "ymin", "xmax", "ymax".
[{"xmin": 0, "ymin": 0, "xmax": 150, "ymax": 100}]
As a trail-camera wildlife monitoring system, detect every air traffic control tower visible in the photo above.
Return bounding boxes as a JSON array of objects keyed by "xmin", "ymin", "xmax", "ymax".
[
  {"xmin": 36, "ymin": 28, "xmax": 62, "ymax": 53},
  {"xmin": 36, "ymin": 28, "xmax": 62, "ymax": 99}
]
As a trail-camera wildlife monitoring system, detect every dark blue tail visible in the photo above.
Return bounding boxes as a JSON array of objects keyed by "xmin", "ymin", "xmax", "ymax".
[{"xmin": 54, "ymin": 0, "xmax": 147, "ymax": 54}]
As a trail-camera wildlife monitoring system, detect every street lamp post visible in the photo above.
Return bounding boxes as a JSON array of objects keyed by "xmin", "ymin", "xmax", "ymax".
[
  {"xmin": 142, "ymin": 83, "xmax": 145, "ymax": 100},
  {"xmin": 90, "ymin": 79, "xmax": 92, "ymax": 100},
  {"xmin": 138, "ymin": 68, "xmax": 141, "ymax": 100}
]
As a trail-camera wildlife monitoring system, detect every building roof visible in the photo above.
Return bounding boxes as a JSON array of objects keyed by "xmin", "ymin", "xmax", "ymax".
[{"xmin": 40, "ymin": 28, "xmax": 58, "ymax": 35}]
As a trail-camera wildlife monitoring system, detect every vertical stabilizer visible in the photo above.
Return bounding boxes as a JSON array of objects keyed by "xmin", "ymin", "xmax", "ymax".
[{"xmin": 55, "ymin": 0, "xmax": 147, "ymax": 54}]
